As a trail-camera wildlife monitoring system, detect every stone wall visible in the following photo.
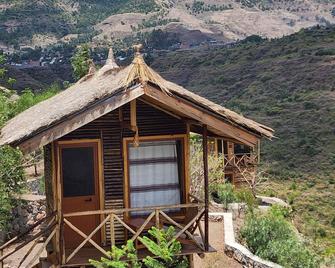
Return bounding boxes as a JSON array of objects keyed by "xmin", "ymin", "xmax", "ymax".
[
  {"xmin": 210, "ymin": 212, "xmax": 282, "ymax": 268},
  {"xmin": 10, "ymin": 195, "xmax": 46, "ymax": 236}
]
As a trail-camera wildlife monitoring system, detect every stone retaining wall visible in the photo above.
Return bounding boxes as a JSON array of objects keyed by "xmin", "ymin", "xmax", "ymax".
[
  {"xmin": 210, "ymin": 212, "xmax": 282, "ymax": 268},
  {"xmin": 10, "ymin": 195, "xmax": 46, "ymax": 236}
]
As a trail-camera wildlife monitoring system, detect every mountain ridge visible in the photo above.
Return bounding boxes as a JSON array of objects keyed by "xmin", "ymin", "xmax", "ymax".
[{"xmin": 1, "ymin": 0, "xmax": 335, "ymax": 51}]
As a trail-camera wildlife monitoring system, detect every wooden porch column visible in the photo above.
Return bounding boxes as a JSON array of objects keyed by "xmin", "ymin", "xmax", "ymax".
[{"xmin": 202, "ymin": 125, "xmax": 209, "ymax": 251}]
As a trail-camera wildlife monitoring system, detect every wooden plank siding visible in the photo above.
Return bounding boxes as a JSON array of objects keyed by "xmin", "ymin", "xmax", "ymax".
[{"xmin": 51, "ymin": 100, "xmax": 187, "ymax": 245}]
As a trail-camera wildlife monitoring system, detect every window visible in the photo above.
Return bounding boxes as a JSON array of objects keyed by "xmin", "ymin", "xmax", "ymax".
[
  {"xmin": 217, "ymin": 139, "xmax": 228, "ymax": 155},
  {"xmin": 127, "ymin": 139, "xmax": 184, "ymax": 214},
  {"xmin": 234, "ymin": 143, "xmax": 251, "ymax": 155},
  {"xmin": 61, "ymin": 147, "xmax": 95, "ymax": 197}
]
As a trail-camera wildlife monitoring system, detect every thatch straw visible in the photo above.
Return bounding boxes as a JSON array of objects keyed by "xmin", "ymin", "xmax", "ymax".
[
  {"xmin": 0, "ymin": 46, "xmax": 274, "ymax": 148},
  {"xmin": 120, "ymin": 53, "xmax": 171, "ymax": 95}
]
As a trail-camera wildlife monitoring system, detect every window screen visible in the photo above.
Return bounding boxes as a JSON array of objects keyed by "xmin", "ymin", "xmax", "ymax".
[
  {"xmin": 234, "ymin": 143, "xmax": 251, "ymax": 155},
  {"xmin": 61, "ymin": 147, "xmax": 95, "ymax": 197},
  {"xmin": 128, "ymin": 140, "xmax": 183, "ymax": 215}
]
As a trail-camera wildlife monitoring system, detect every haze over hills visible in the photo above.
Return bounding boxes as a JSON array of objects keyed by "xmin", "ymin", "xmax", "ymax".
[{"xmin": 1, "ymin": 0, "xmax": 335, "ymax": 50}]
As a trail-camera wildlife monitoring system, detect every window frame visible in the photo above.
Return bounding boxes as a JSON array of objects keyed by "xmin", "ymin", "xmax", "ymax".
[{"xmin": 123, "ymin": 134, "xmax": 188, "ymax": 218}]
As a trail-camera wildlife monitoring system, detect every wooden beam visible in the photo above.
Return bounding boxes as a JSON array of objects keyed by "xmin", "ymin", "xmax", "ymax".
[
  {"xmin": 63, "ymin": 202, "xmax": 203, "ymax": 217},
  {"xmin": 185, "ymin": 123, "xmax": 191, "ymax": 202},
  {"xmin": 139, "ymin": 98, "xmax": 182, "ymax": 120},
  {"xmin": 143, "ymin": 85, "xmax": 259, "ymax": 147},
  {"xmin": 26, "ymin": 228, "xmax": 56, "ymax": 268},
  {"xmin": 130, "ymin": 99, "xmax": 137, "ymax": 131},
  {"xmin": 18, "ymin": 86, "xmax": 145, "ymax": 154},
  {"xmin": 203, "ymin": 125, "xmax": 209, "ymax": 251}
]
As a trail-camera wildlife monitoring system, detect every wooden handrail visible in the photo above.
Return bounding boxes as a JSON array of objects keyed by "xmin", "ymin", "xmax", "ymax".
[
  {"xmin": 63, "ymin": 203, "xmax": 204, "ymax": 218},
  {"xmin": 188, "ymin": 193, "xmax": 204, "ymax": 203},
  {"xmin": 0, "ymin": 221, "xmax": 57, "ymax": 262},
  {"xmin": 61, "ymin": 204, "xmax": 208, "ymax": 264},
  {"xmin": 0, "ymin": 211, "xmax": 57, "ymax": 250}
]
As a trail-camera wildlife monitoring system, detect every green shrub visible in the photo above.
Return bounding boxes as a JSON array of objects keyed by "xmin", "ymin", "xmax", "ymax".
[
  {"xmin": 241, "ymin": 210, "xmax": 319, "ymax": 268},
  {"xmin": 90, "ymin": 240, "xmax": 140, "ymax": 268},
  {"xmin": 90, "ymin": 227, "xmax": 188, "ymax": 268},
  {"xmin": 235, "ymin": 188, "xmax": 256, "ymax": 214},
  {"xmin": 140, "ymin": 227, "xmax": 188, "ymax": 268},
  {"xmin": 331, "ymin": 216, "xmax": 335, "ymax": 228},
  {"xmin": 0, "ymin": 145, "xmax": 25, "ymax": 230},
  {"xmin": 289, "ymin": 181, "xmax": 297, "ymax": 190},
  {"xmin": 215, "ymin": 183, "xmax": 236, "ymax": 210},
  {"xmin": 71, "ymin": 44, "xmax": 91, "ymax": 80}
]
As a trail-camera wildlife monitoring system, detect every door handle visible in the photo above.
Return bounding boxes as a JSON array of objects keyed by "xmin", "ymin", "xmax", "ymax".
[{"xmin": 84, "ymin": 197, "xmax": 92, "ymax": 202}]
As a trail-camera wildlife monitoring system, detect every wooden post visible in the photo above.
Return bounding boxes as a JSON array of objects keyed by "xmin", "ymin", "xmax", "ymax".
[
  {"xmin": 110, "ymin": 214, "xmax": 115, "ymax": 246},
  {"xmin": 0, "ymin": 249, "xmax": 3, "ymax": 268},
  {"xmin": 155, "ymin": 209, "xmax": 160, "ymax": 229},
  {"xmin": 257, "ymin": 139, "xmax": 261, "ymax": 164},
  {"xmin": 202, "ymin": 125, "xmax": 209, "ymax": 251},
  {"xmin": 55, "ymin": 143, "xmax": 64, "ymax": 265}
]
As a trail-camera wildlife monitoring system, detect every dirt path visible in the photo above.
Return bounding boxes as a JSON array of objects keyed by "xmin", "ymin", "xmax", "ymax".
[{"xmin": 194, "ymin": 221, "xmax": 241, "ymax": 268}]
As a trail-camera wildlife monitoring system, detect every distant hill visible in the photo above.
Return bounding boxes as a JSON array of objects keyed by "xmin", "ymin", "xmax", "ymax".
[
  {"xmin": 150, "ymin": 26, "xmax": 335, "ymax": 176},
  {"xmin": 1, "ymin": 0, "xmax": 335, "ymax": 50},
  {"xmin": 2, "ymin": 25, "xmax": 335, "ymax": 178},
  {"xmin": 0, "ymin": 65, "xmax": 73, "ymax": 92}
]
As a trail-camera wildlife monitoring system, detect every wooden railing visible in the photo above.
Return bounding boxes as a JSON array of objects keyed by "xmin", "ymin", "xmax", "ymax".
[
  {"xmin": 61, "ymin": 199, "xmax": 206, "ymax": 265},
  {"xmin": 223, "ymin": 153, "xmax": 258, "ymax": 169},
  {"xmin": 0, "ymin": 211, "xmax": 57, "ymax": 268}
]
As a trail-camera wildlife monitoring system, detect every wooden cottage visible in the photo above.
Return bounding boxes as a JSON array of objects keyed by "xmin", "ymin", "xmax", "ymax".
[
  {"xmin": 0, "ymin": 47, "xmax": 274, "ymax": 267},
  {"xmin": 208, "ymin": 138, "xmax": 260, "ymax": 185}
]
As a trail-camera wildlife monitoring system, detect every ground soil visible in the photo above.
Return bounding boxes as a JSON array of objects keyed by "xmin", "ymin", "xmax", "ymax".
[{"xmin": 194, "ymin": 221, "xmax": 241, "ymax": 268}]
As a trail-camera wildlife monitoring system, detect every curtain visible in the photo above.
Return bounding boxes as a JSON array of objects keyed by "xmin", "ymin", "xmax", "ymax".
[{"xmin": 128, "ymin": 140, "xmax": 181, "ymax": 215}]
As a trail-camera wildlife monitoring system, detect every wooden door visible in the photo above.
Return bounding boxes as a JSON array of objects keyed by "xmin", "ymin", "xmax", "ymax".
[{"xmin": 59, "ymin": 141, "xmax": 101, "ymax": 249}]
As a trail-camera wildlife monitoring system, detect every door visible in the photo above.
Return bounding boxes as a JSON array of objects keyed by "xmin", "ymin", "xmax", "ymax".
[{"xmin": 59, "ymin": 140, "xmax": 101, "ymax": 249}]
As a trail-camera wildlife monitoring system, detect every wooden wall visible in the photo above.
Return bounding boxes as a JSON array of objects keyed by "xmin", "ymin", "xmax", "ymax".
[{"xmin": 49, "ymin": 99, "xmax": 187, "ymax": 244}]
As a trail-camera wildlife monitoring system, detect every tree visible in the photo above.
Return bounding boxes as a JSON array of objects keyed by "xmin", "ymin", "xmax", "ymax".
[
  {"xmin": 71, "ymin": 44, "xmax": 91, "ymax": 80},
  {"xmin": 0, "ymin": 146, "xmax": 24, "ymax": 230},
  {"xmin": 0, "ymin": 84, "xmax": 59, "ymax": 233}
]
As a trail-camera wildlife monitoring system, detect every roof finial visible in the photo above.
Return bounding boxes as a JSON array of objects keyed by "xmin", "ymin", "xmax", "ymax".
[
  {"xmin": 106, "ymin": 47, "xmax": 119, "ymax": 68},
  {"xmin": 133, "ymin": 44, "xmax": 143, "ymax": 55},
  {"xmin": 87, "ymin": 59, "xmax": 96, "ymax": 75}
]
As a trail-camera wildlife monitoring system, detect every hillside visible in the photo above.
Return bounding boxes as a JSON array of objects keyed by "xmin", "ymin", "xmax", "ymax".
[
  {"xmin": 150, "ymin": 26, "xmax": 335, "ymax": 177},
  {"xmin": 149, "ymin": 26, "xmax": 335, "ymax": 258},
  {"xmin": 1, "ymin": 0, "xmax": 335, "ymax": 50}
]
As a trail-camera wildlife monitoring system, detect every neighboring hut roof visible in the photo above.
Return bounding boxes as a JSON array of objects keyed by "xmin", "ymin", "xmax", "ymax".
[{"xmin": 0, "ymin": 47, "xmax": 274, "ymax": 152}]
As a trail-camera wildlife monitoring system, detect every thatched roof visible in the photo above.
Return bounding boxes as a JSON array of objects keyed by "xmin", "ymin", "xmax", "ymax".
[{"xmin": 0, "ymin": 48, "xmax": 274, "ymax": 152}]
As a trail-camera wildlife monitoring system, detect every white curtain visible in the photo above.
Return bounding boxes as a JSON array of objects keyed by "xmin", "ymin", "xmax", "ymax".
[{"xmin": 128, "ymin": 140, "xmax": 181, "ymax": 215}]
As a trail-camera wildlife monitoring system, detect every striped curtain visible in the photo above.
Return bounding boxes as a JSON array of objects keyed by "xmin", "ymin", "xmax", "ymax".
[{"xmin": 128, "ymin": 140, "xmax": 181, "ymax": 215}]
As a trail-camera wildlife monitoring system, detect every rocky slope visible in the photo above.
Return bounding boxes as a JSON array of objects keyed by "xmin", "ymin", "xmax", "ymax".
[{"xmin": 1, "ymin": 0, "xmax": 335, "ymax": 50}]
